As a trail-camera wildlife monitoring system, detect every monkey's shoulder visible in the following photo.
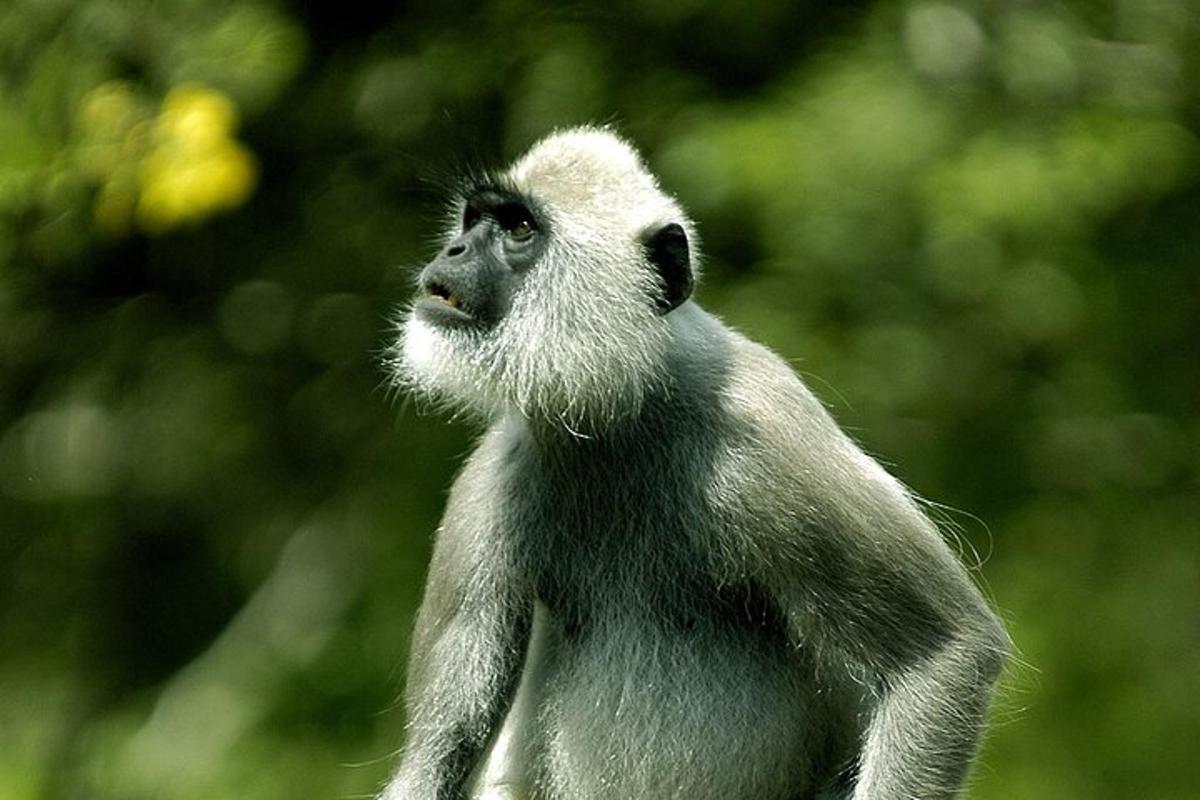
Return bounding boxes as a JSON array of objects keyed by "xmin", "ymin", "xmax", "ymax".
[
  {"xmin": 716, "ymin": 331, "xmax": 862, "ymax": 464},
  {"xmin": 708, "ymin": 330, "xmax": 937, "ymax": 535}
]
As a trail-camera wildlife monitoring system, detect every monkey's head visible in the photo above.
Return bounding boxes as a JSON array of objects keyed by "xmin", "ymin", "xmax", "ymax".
[{"xmin": 392, "ymin": 126, "xmax": 699, "ymax": 433}]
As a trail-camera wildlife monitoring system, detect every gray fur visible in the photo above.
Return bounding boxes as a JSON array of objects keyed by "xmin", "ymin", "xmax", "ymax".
[{"xmin": 383, "ymin": 126, "xmax": 1008, "ymax": 800}]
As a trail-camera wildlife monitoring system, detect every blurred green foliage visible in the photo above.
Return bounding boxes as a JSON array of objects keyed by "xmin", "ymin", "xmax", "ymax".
[{"xmin": 1, "ymin": 1, "xmax": 1197, "ymax": 798}]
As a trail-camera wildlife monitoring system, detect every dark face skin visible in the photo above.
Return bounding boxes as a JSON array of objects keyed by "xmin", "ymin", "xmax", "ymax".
[{"xmin": 416, "ymin": 188, "xmax": 548, "ymax": 331}]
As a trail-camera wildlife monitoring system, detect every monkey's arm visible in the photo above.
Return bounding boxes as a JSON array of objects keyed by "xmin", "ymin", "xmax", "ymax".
[
  {"xmin": 383, "ymin": 454, "xmax": 530, "ymax": 800},
  {"xmin": 752, "ymin": 470, "xmax": 1005, "ymax": 800},
  {"xmin": 845, "ymin": 618, "xmax": 1006, "ymax": 800},
  {"xmin": 774, "ymin": 469, "xmax": 1004, "ymax": 798},
  {"xmin": 841, "ymin": 563, "xmax": 1005, "ymax": 800},
  {"xmin": 719, "ymin": 356, "xmax": 1008, "ymax": 799}
]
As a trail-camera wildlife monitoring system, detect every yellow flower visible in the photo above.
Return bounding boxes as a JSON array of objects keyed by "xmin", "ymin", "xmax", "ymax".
[
  {"xmin": 133, "ymin": 84, "xmax": 258, "ymax": 232},
  {"xmin": 136, "ymin": 142, "xmax": 256, "ymax": 231},
  {"xmin": 155, "ymin": 84, "xmax": 238, "ymax": 150}
]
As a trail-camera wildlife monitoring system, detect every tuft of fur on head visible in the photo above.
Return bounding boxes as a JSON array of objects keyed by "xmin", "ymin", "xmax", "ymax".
[{"xmin": 390, "ymin": 126, "xmax": 700, "ymax": 434}]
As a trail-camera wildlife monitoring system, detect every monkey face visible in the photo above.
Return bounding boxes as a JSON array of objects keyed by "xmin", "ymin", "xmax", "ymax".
[
  {"xmin": 415, "ymin": 187, "xmax": 548, "ymax": 333},
  {"xmin": 392, "ymin": 127, "xmax": 697, "ymax": 433}
]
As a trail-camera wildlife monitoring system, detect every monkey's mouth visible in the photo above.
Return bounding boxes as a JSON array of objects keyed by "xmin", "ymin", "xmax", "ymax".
[
  {"xmin": 424, "ymin": 281, "xmax": 462, "ymax": 309},
  {"xmin": 416, "ymin": 282, "xmax": 478, "ymax": 328}
]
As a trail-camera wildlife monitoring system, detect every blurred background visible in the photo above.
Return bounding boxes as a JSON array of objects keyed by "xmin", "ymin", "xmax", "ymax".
[{"xmin": 1, "ymin": 0, "xmax": 1197, "ymax": 798}]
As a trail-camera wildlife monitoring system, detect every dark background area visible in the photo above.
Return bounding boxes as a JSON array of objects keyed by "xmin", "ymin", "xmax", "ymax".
[{"xmin": 1, "ymin": 1, "xmax": 1197, "ymax": 797}]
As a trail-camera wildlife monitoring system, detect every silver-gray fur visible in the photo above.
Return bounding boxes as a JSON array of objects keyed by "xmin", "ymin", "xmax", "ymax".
[{"xmin": 383, "ymin": 126, "xmax": 1008, "ymax": 800}]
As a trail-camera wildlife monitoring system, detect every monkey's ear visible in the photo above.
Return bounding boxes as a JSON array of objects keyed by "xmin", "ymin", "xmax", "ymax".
[{"xmin": 644, "ymin": 222, "xmax": 693, "ymax": 314}]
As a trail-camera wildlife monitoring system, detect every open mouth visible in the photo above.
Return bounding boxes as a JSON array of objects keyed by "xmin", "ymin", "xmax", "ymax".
[
  {"xmin": 415, "ymin": 282, "xmax": 477, "ymax": 328},
  {"xmin": 424, "ymin": 281, "xmax": 461, "ymax": 309}
]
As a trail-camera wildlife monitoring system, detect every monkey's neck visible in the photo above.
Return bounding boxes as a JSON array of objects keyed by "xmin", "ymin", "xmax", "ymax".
[
  {"xmin": 513, "ymin": 387, "xmax": 712, "ymax": 472},
  {"xmin": 517, "ymin": 404, "xmax": 666, "ymax": 450},
  {"xmin": 509, "ymin": 305, "xmax": 730, "ymax": 451}
]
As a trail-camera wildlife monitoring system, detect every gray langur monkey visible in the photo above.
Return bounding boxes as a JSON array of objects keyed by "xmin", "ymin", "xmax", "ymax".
[{"xmin": 383, "ymin": 126, "xmax": 1008, "ymax": 800}]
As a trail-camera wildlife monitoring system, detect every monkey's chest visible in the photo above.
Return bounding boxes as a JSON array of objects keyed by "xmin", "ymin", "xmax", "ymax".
[
  {"xmin": 504, "ymin": 600, "xmax": 820, "ymax": 800},
  {"xmin": 483, "ymin": 489, "xmax": 834, "ymax": 798},
  {"xmin": 508, "ymin": 470, "xmax": 789, "ymax": 662}
]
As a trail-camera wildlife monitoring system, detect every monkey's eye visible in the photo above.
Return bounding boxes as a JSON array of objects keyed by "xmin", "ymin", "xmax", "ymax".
[
  {"xmin": 508, "ymin": 220, "xmax": 535, "ymax": 241},
  {"xmin": 495, "ymin": 203, "xmax": 537, "ymax": 242}
]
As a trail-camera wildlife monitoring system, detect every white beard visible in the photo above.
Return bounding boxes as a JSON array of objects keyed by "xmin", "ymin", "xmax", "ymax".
[
  {"xmin": 395, "ymin": 291, "xmax": 678, "ymax": 433},
  {"xmin": 397, "ymin": 316, "xmax": 496, "ymax": 417},
  {"xmin": 401, "ymin": 315, "xmax": 449, "ymax": 373}
]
